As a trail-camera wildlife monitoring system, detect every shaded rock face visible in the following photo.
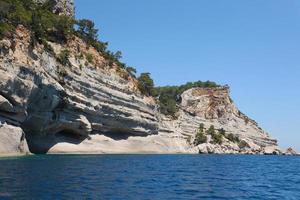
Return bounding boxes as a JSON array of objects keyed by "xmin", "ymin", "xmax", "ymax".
[{"xmin": 34, "ymin": 0, "xmax": 74, "ymax": 17}]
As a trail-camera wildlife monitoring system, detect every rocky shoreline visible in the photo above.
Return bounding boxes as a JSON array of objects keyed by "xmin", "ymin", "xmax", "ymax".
[{"xmin": 0, "ymin": 151, "xmax": 298, "ymax": 158}]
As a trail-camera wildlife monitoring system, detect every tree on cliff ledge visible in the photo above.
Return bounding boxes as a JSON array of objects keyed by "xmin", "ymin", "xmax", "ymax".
[{"xmin": 137, "ymin": 73, "xmax": 154, "ymax": 96}]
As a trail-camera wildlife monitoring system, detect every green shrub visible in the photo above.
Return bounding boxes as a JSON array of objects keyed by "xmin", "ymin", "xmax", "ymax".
[
  {"xmin": 194, "ymin": 123, "xmax": 207, "ymax": 145},
  {"xmin": 211, "ymin": 133, "xmax": 223, "ymax": 145},
  {"xmin": 42, "ymin": 40, "xmax": 54, "ymax": 54},
  {"xmin": 0, "ymin": 0, "xmax": 74, "ymax": 44},
  {"xmin": 206, "ymin": 125, "xmax": 223, "ymax": 145},
  {"xmin": 206, "ymin": 125, "xmax": 215, "ymax": 135},
  {"xmin": 137, "ymin": 73, "xmax": 154, "ymax": 96},
  {"xmin": 238, "ymin": 140, "xmax": 249, "ymax": 149},
  {"xmin": 194, "ymin": 131, "xmax": 207, "ymax": 145},
  {"xmin": 153, "ymin": 81, "xmax": 220, "ymax": 116},
  {"xmin": 126, "ymin": 66, "xmax": 137, "ymax": 78},
  {"xmin": 0, "ymin": 1, "xmax": 10, "ymax": 17},
  {"xmin": 217, "ymin": 128, "xmax": 241, "ymax": 144},
  {"xmin": 57, "ymin": 49, "xmax": 70, "ymax": 66},
  {"xmin": 116, "ymin": 67, "xmax": 130, "ymax": 80},
  {"xmin": 226, "ymin": 133, "xmax": 240, "ymax": 143},
  {"xmin": 7, "ymin": 1, "xmax": 32, "ymax": 26},
  {"xmin": 218, "ymin": 128, "xmax": 226, "ymax": 136},
  {"xmin": 85, "ymin": 53, "xmax": 93, "ymax": 64},
  {"xmin": 75, "ymin": 19, "xmax": 126, "ymax": 69},
  {"xmin": 52, "ymin": 15, "xmax": 75, "ymax": 42},
  {"xmin": 199, "ymin": 123, "xmax": 205, "ymax": 132},
  {"xmin": 158, "ymin": 93, "xmax": 177, "ymax": 117},
  {"xmin": 0, "ymin": 23, "xmax": 13, "ymax": 38},
  {"xmin": 75, "ymin": 19, "xmax": 98, "ymax": 44}
]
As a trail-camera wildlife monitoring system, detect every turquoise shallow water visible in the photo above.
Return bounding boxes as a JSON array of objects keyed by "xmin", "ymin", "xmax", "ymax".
[{"xmin": 0, "ymin": 155, "xmax": 300, "ymax": 199}]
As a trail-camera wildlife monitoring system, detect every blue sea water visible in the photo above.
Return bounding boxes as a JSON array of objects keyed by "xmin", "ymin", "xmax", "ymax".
[{"xmin": 0, "ymin": 155, "xmax": 300, "ymax": 200}]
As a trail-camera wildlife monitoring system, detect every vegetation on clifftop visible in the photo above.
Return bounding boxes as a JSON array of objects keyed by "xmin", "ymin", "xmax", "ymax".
[
  {"xmin": 0, "ymin": 0, "xmax": 134, "ymax": 74},
  {"xmin": 0, "ymin": 0, "xmax": 74, "ymax": 44},
  {"xmin": 137, "ymin": 73, "xmax": 155, "ymax": 96},
  {"xmin": 153, "ymin": 81, "xmax": 219, "ymax": 116},
  {"xmin": 135, "ymin": 73, "xmax": 219, "ymax": 117}
]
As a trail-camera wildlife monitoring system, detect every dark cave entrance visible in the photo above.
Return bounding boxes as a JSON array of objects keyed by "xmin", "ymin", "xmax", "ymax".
[{"xmin": 25, "ymin": 129, "xmax": 87, "ymax": 154}]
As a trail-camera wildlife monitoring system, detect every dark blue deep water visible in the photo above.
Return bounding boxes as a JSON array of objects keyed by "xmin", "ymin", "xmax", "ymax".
[{"xmin": 0, "ymin": 155, "xmax": 300, "ymax": 200}]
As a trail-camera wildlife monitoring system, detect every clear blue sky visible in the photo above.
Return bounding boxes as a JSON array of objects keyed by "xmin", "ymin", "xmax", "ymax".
[{"xmin": 75, "ymin": 0, "xmax": 300, "ymax": 151}]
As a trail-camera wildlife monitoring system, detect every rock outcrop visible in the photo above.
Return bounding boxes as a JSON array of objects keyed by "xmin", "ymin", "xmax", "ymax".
[
  {"xmin": 0, "ymin": 124, "xmax": 29, "ymax": 155},
  {"xmin": 285, "ymin": 147, "xmax": 298, "ymax": 156},
  {"xmin": 159, "ymin": 87, "xmax": 279, "ymax": 154}
]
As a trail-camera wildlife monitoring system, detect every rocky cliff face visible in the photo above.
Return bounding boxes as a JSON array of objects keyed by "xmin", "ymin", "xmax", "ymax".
[
  {"xmin": 0, "ymin": 1, "xmax": 281, "ymax": 155},
  {"xmin": 160, "ymin": 87, "xmax": 279, "ymax": 154},
  {"xmin": 0, "ymin": 26, "xmax": 160, "ymax": 154}
]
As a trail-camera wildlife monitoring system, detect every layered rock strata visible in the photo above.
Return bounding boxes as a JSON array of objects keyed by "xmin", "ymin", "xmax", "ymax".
[
  {"xmin": 159, "ymin": 87, "xmax": 279, "ymax": 154},
  {"xmin": 0, "ymin": 26, "xmax": 159, "ymax": 154}
]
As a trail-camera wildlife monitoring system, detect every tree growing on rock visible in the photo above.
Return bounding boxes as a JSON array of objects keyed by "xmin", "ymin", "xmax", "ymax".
[
  {"xmin": 57, "ymin": 49, "xmax": 70, "ymax": 66},
  {"xmin": 207, "ymin": 125, "xmax": 223, "ymax": 145},
  {"xmin": 126, "ymin": 66, "xmax": 137, "ymax": 78},
  {"xmin": 137, "ymin": 73, "xmax": 154, "ymax": 96},
  {"xmin": 218, "ymin": 128, "xmax": 226, "ymax": 136},
  {"xmin": 158, "ymin": 93, "xmax": 177, "ymax": 117},
  {"xmin": 194, "ymin": 123, "xmax": 207, "ymax": 145},
  {"xmin": 226, "ymin": 133, "xmax": 240, "ymax": 143},
  {"xmin": 76, "ymin": 19, "xmax": 98, "ymax": 43},
  {"xmin": 206, "ymin": 125, "xmax": 215, "ymax": 135}
]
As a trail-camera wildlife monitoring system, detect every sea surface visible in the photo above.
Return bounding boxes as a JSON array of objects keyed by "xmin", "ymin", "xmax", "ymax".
[{"xmin": 0, "ymin": 155, "xmax": 299, "ymax": 200}]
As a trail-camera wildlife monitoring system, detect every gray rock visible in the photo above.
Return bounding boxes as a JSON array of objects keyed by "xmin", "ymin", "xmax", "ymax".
[
  {"xmin": 0, "ymin": 95, "xmax": 14, "ymax": 112},
  {"xmin": 263, "ymin": 146, "xmax": 281, "ymax": 155},
  {"xmin": 0, "ymin": 124, "xmax": 29, "ymax": 155},
  {"xmin": 285, "ymin": 147, "xmax": 297, "ymax": 155}
]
